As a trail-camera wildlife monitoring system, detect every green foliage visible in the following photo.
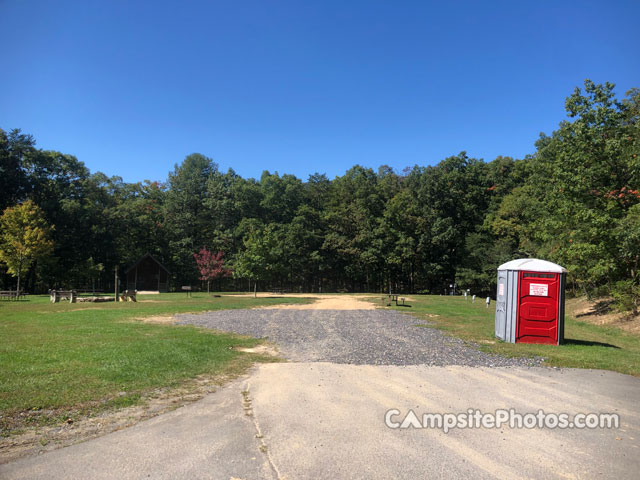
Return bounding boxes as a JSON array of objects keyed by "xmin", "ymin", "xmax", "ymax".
[
  {"xmin": 612, "ymin": 204, "xmax": 640, "ymax": 313},
  {"xmin": 0, "ymin": 200, "xmax": 53, "ymax": 292},
  {"xmin": 165, "ymin": 154, "xmax": 218, "ymax": 284},
  {"xmin": 0, "ymin": 129, "xmax": 35, "ymax": 212},
  {"xmin": 234, "ymin": 223, "xmax": 285, "ymax": 291},
  {"xmin": 611, "ymin": 279, "xmax": 640, "ymax": 314},
  {"xmin": 1, "ymin": 79, "xmax": 639, "ymax": 312},
  {"xmin": 494, "ymin": 80, "xmax": 639, "ymax": 305}
]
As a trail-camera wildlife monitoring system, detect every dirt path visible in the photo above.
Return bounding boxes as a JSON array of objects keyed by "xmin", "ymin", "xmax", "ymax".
[{"xmin": 240, "ymin": 293, "xmax": 381, "ymax": 310}]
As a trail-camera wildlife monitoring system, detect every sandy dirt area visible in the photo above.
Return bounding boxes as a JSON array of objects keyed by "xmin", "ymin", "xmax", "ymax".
[
  {"xmin": 137, "ymin": 315, "xmax": 176, "ymax": 324},
  {"xmin": 567, "ymin": 297, "xmax": 640, "ymax": 334},
  {"xmin": 237, "ymin": 293, "xmax": 415, "ymax": 310},
  {"xmin": 132, "ymin": 295, "xmax": 386, "ymax": 324},
  {"xmin": 234, "ymin": 345, "xmax": 279, "ymax": 357},
  {"xmin": 260, "ymin": 294, "xmax": 378, "ymax": 310}
]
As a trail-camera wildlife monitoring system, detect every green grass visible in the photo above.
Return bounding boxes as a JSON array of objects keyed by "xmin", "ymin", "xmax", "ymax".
[
  {"xmin": 388, "ymin": 295, "xmax": 640, "ymax": 376},
  {"xmin": 0, "ymin": 293, "xmax": 309, "ymax": 432}
]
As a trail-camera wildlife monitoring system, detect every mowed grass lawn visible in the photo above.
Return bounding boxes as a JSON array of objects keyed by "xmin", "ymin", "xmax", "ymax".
[
  {"xmin": 0, "ymin": 293, "xmax": 309, "ymax": 432},
  {"xmin": 389, "ymin": 295, "xmax": 640, "ymax": 376}
]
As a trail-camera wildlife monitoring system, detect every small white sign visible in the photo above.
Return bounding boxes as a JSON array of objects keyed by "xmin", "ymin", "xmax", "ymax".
[
  {"xmin": 529, "ymin": 283, "xmax": 548, "ymax": 296},
  {"xmin": 498, "ymin": 284, "xmax": 504, "ymax": 296}
]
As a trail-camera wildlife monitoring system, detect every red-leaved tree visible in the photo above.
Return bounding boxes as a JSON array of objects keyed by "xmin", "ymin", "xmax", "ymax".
[{"xmin": 193, "ymin": 247, "xmax": 232, "ymax": 293}]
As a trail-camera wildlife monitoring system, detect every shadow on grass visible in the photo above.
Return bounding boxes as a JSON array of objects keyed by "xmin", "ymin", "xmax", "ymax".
[{"xmin": 564, "ymin": 338, "xmax": 621, "ymax": 349}]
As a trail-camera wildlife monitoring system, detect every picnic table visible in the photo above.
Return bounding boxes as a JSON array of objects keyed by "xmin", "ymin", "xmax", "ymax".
[
  {"xmin": 120, "ymin": 290, "xmax": 137, "ymax": 302},
  {"xmin": 0, "ymin": 290, "xmax": 25, "ymax": 300},
  {"xmin": 49, "ymin": 290, "xmax": 77, "ymax": 303},
  {"xmin": 381, "ymin": 294, "xmax": 408, "ymax": 307}
]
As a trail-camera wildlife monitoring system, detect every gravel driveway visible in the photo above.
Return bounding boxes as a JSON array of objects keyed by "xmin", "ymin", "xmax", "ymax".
[{"xmin": 177, "ymin": 309, "xmax": 541, "ymax": 367}]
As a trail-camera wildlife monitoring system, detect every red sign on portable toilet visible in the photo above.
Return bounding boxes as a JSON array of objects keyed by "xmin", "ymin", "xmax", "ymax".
[{"xmin": 495, "ymin": 259, "xmax": 567, "ymax": 345}]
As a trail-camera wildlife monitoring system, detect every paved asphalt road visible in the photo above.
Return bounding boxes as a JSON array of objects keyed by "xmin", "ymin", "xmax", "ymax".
[{"xmin": 2, "ymin": 309, "xmax": 640, "ymax": 479}]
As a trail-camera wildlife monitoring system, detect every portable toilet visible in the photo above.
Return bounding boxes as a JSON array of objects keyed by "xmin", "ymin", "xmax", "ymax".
[{"xmin": 495, "ymin": 258, "xmax": 567, "ymax": 345}]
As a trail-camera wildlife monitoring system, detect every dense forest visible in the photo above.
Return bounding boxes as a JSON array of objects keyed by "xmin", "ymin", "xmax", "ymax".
[{"xmin": 1, "ymin": 81, "xmax": 638, "ymax": 310}]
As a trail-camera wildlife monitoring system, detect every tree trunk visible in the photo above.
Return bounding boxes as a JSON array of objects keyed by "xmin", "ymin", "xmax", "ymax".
[
  {"xmin": 254, "ymin": 281, "xmax": 257, "ymax": 298},
  {"xmin": 16, "ymin": 269, "xmax": 21, "ymax": 300}
]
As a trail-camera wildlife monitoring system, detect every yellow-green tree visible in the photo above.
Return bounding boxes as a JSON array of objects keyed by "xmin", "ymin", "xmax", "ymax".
[{"xmin": 0, "ymin": 200, "xmax": 54, "ymax": 294}]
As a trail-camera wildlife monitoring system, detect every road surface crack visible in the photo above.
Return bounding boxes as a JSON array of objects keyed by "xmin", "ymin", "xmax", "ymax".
[{"xmin": 242, "ymin": 384, "xmax": 283, "ymax": 480}]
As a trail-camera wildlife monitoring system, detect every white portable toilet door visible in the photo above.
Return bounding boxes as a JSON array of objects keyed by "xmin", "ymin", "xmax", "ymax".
[{"xmin": 495, "ymin": 270, "xmax": 508, "ymax": 340}]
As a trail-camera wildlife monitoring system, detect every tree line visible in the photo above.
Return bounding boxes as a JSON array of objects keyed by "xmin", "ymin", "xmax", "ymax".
[{"xmin": 1, "ymin": 81, "xmax": 638, "ymax": 311}]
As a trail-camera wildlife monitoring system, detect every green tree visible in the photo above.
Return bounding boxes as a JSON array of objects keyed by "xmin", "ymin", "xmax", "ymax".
[
  {"xmin": 259, "ymin": 171, "xmax": 304, "ymax": 224},
  {"xmin": 615, "ymin": 204, "xmax": 640, "ymax": 313},
  {"xmin": 165, "ymin": 154, "xmax": 217, "ymax": 284},
  {"xmin": 285, "ymin": 205, "xmax": 325, "ymax": 291},
  {"xmin": 0, "ymin": 128, "xmax": 35, "ymax": 212},
  {"xmin": 521, "ymin": 80, "xmax": 637, "ymax": 295},
  {"xmin": 23, "ymin": 149, "xmax": 108, "ymax": 289},
  {"xmin": 404, "ymin": 153, "xmax": 490, "ymax": 292},
  {"xmin": 0, "ymin": 200, "xmax": 54, "ymax": 294},
  {"xmin": 323, "ymin": 165, "xmax": 383, "ymax": 291},
  {"xmin": 234, "ymin": 224, "xmax": 280, "ymax": 297},
  {"xmin": 108, "ymin": 179, "xmax": 168, "ymax": 268},
  {"xmin": 379, "ymin": 189, "xmax": 421, "ymax": 292}
]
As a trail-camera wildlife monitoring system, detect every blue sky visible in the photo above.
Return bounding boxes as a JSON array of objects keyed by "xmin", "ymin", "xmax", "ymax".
[{"xmin": 1, "ymin": 0, "xmax": 638, "ymax": 183}]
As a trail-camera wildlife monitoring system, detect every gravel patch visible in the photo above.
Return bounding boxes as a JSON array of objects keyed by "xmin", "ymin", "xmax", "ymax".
[{"xmin": 177, "ymin": 309, "xmax": 542, "ymax": 367}]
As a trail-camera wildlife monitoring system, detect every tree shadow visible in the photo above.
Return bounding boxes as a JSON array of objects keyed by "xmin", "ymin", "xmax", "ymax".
[
  {"xmin": 563, "ymin": 338, "xmax": 621, "ymax": 349},
  {"xmin": 575, "ymin": 299, "xmax": 615, "ymax": 317}
]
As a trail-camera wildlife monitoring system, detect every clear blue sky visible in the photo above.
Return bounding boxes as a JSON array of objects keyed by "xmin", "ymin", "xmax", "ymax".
[{"xmin": 1, "ymin": 0, "xmax": 638, "ymax": 183}]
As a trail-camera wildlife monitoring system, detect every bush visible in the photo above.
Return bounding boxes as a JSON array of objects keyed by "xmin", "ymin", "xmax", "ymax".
[{"xmin": 611, "ymin": 280, "xmax": 640, "ymax": 316}]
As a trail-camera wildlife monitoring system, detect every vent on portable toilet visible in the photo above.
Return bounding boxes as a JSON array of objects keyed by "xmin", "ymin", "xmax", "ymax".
[{"xmin": 495, "ymin": 259, "xmax": 567, "ymax": 345}]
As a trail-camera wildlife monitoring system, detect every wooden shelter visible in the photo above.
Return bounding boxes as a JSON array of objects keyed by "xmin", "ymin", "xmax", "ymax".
[{"xmin": 125, "ymin": 254, "xmax": 170, "ymax": 293}]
